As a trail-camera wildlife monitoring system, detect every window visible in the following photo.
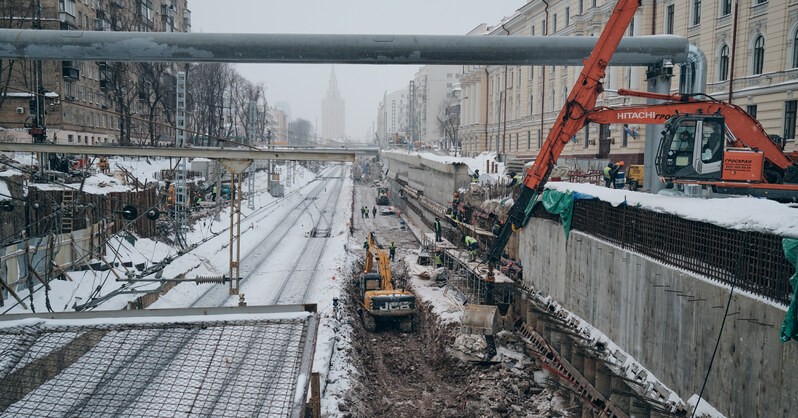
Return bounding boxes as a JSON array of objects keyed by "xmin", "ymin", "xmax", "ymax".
[
  {"xmin": 793, "ymin": 29, "xmax": 798, "ymax": 69},
  {"xmin": 719, "ymin": 45, "xmax": 729, "ymax": 81},
  {"xmin": 527, "ymin": 131, "xmax": 531, "ymax": 149},
  {"xmin": 530, "ymin": 94, "xmax": 534, "ymax": 114},
  {"xmin": 565, "ymin": 7, "xmax": 570, "ymax": 27},
  {"xmin": 68, "ymin": 134, "xmax": 74, "ymax": 143},
  {"xmin": 542, "ymin": 19, "xmax": 547, "ymax": 35},
  {"xmin": 579, "ymin": 0, "xmax": 584, "ymax": 14},
  {"xmin": 538, "ymin": 129, "xmax": 543, "ymax": 149},
  {"xmin": 666, "ymin": 5, "xmax": 674, "ymax": 34},
  {"xmin": 785, "ymin": 100, "xmax": 797, "ymax": 140},
  {"xmin": 692, "ymin": 0, "xmax": 701, "ymax": 26},
  {"xmin": 622, "ymin": 124, "xmax": 629, "ymax": 147},
  {"xmin": 746, "ymin": 104, "xmax": 758, "ymax": 118},
  {"xmin": 752, "ymin": 35, "xmax": 764, "ymax": 75},
  {"xmin": 628, "ymin": 16, "xmax": 635, "ymax": 36},
  {"xmin": 592, "ymin": 0, "xmax": 597, "ymax": 8},
  {"xmin": 721, "ymin": 0, "xmax": 732, "ymax": 16},
  {"xmin": 553, "ymin": 14, "xmax": 557, "ymax": 32}
]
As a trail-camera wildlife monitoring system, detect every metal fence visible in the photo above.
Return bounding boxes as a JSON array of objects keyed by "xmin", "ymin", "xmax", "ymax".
[{"xmin": 563, "ymin": 200, "xmax": 793, "ymax": 306}]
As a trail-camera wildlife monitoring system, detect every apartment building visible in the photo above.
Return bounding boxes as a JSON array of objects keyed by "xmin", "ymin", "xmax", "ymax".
[
  {"xmin": 376, "ymin": 88, "xmax": 408, "ymax": 148},
  {"xmin": 0, "ymin": 0, "xmax": 191, "ymax": 146},
  {"xmin": 409, "ymin": 65, "xmax": 462, "ymax": 144},
  {"xmin": 459, "ymin": 0, "xmax": 798, "ymax": 162}
]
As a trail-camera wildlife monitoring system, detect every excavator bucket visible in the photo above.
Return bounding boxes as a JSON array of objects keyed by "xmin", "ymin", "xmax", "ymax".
[{"xmin": 461, "ymin": 304, "xmax": 500, "ymax": 336}]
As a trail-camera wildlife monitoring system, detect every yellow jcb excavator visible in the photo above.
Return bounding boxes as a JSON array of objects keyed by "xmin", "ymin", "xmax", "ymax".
[{"xmin": 357, "ymin": 232, "xmax": 416, "ymax": 332}]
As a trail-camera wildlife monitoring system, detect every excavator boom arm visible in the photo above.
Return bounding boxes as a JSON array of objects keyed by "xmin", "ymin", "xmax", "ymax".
[{"xmin": 489, "ymin": 0, "xmax": 641, "ymax": 266}]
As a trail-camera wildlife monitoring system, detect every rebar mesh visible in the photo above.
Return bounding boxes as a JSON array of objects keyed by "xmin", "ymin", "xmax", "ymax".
[
  {"xmin": 0, "ymin": 315, "xmax": 312, "ymax": 417},
  {"xmin": 560, "ymin": 199, "xmax": 793, "ymax": 305}
]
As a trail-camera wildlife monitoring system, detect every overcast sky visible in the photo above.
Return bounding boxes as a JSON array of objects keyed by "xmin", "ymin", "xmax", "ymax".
[{"xmin": 191, "ymin": 1, "xmax": 521, "ymax": 141}]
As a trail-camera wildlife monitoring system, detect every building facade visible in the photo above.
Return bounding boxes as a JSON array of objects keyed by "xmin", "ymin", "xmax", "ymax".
[
  {"xmin": 0, "ymin": 0, "xmax": 192, "ymax": 146},
  {"xmin": 458, "ymin": 0, "xmax": 798, "ymax": 162},
  {"xmin": 321, "ymin": 68, "xmax": 346, "ymax": 140},
  {"xmin": 376, "ymin": 88, "xmax": 408, "ymax": 148},
  {"xmin": 409, "ymin": 65, "xmax": 462, "ymax": 144}
]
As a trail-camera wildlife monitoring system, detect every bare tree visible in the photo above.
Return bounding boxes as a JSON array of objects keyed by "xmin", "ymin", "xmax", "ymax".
[
  {"xmin": 137, "ymin": 62, "xmax": 174, "ymax": 146},
  {"xmin": 289, "ymin": 118, "xmax": 313, "ymax": 146},
  {"xmin": 437, "ymin": 102, "xmax": 460, "ymax": 153},
  {"xmin": 187, "ymin": 63, "xmax": 233, "ymax": 146},
  {"xmin": 0, "ymin": 1, "xmax": 37, "ymax": 112}
]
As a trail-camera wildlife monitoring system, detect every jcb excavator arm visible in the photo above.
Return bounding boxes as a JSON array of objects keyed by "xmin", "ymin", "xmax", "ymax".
[
  {"xmin": 588, "ymin": 90, "xmax": 797, "ymax": 171},
  {"xmin": 367, "ymin": 232, "xmax": 393, "ymax": 291},
  {"xmin": 488, "ymin": 0, "xmax": 641, "ymax": 266}
]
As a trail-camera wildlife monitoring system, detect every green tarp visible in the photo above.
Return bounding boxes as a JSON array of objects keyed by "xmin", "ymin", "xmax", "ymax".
[
  {"xmin": 780, "ymin": 238, "xmax": 798, "ymax": 342},
  {"xmin": 523, "ymin": 190, "xmax": 576, "ymax": 241}
]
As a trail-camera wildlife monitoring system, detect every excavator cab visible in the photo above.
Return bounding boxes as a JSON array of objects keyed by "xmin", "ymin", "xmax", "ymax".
[{"xmin": 657, "ymin": 115, "xmax": 728, "ymax": 182}]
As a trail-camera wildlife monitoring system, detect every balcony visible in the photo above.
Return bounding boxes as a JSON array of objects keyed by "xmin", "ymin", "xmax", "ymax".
[
  {"xmin": 62, "ymin": 61, "xmax": 79, "ymax": 80},
  {"xmin": 95, "ymin": 18, "xmax": 111, "ymax": 31},
  {"xmin": 58, "ymin": 11, "xmax": 75, "ymax": 26}
]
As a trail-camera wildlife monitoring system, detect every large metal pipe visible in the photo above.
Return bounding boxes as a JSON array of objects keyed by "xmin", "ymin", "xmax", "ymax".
[{"xmin": 0, "ymin": 30, "xmax": 689, "ymax": 66}]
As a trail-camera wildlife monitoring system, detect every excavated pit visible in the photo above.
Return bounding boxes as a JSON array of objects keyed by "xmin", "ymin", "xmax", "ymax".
[{"xmin": 341, "ymin": 262, "xmax": 575, "ymax": 418}]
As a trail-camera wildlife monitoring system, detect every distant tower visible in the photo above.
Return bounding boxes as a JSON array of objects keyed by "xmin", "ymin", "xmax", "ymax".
[{"xmin": 322, "ymin": 67, "xmax": 346, "ymax": 140}]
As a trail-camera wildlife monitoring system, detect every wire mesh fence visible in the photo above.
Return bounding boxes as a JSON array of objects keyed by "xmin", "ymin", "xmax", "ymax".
[{"xmin": 564, "ymin": 199, "xmax": 793, "ymax": 306}]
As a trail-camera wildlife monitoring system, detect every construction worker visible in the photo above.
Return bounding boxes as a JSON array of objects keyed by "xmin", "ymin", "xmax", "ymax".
[
  {"xmin": 434, "ymin": 217, "xmax": 442, "ymax": 242},
  {"xmin": 603, "ymin": 162, "xmax": 624, "ymax": 188},
  {"xmin": 471, "ymin": 169, "xmax": 480, "ymax": 183},
  {"xmin": 465, "ymin": 235, "xmax": 478, "ymax": 261},
  {"xmin": 372, "ymin": 206, "xmax": 377, "ymax": 218},
  {"xmin": 389, "ymin": 241, "xmax": 396, "ymax": 261},
  {"xmin": 434, "ymin": 251, "xmax": 443, "ymax": 268},
  {"xmin": 602, "ymin": 163, "xmax": 614, "ymax": 188},
  {"xmin": 364, "ymin": 206, "xmax": 369, "ymax": 219},
  {"xmin": 360, "ymin": 206, "xmax": 365, "ymax": 218},
  {"xmin": 507, "ymin": 171, "xmax": 522, "ymax": 188},
  {"xmin": 611, "ymin": 161, "xmax": 625, "ymax": 189},
  {"xmin": 363, "ymin": 238, "xmax": 368, "ymax": 249},
  {"xmin": 212, "ymin": 185, "xmax": 218, "ymax": 202}
]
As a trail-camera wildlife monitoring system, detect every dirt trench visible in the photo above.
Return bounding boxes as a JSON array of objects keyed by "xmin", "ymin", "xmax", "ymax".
[{"xmin": 340, "ymin": 274, "xmax": 575, "ymax": 418}]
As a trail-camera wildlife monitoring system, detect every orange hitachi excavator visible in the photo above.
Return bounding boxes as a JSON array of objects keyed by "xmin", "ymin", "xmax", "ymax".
[
  {"xmin": 488, "ymin": 0, "xmax": 798, "ymax": 268},
  {"xmin": 586, "ymin": 89, "xmax": 798, "ymax": 201}
]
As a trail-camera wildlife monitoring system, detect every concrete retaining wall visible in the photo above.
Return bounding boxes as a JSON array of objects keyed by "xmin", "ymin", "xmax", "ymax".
[
  {"xmin": 381, "ymin": 151, "xmax": 471, "ymax": 207},
  {"xmin": 519, "ymin": 217, "xmax": 798, "ymax": 417}
]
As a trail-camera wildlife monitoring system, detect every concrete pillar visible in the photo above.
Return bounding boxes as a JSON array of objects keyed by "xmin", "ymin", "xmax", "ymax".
[
  {"xmin": 583, "ymin": 357, "xmax": 596, "ymax": 386},
  {"xmin": 595, "ymin": 367, "xmax": 612, "ymax": 399},
  {"xmin": 526, "ymin": 305, "xmax": 536, "ymax": 329},
  {"xmin": 560, "ymin": 339, "xmax": 573, "ymax": 363},
  {"xmin": 571, "ymin": 348, "xmax": 585, "ymax": 375},
  {"xmin": 643, "ymin": 64, "xmax": 673, "ymax": 194}
]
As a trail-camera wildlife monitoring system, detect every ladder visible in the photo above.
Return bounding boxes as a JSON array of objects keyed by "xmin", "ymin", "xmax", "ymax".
[{"xmin": 62, "ymin": 189, "xmax": 74, "ymax": 233}]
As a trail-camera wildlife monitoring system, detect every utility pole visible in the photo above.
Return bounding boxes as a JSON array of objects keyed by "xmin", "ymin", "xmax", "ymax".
[
  {"xmin": 29, "ymin": 0, "xmax": 47, "ymax": 175},
  {"xmin": 174, "ymin": 71, "xmax": 188, "ymax": 246},
  {"xmin": 246, "ymin": 101, "xmax": 256, "ymax": 210}
]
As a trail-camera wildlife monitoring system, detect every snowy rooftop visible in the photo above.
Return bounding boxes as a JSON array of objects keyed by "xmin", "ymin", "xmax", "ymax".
[{"xmin": 0, "ymin": 305, "xmax": 318, "ymax": 417}]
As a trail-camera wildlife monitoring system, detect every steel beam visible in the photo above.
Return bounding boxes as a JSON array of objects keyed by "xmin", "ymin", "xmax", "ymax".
[
  {"xmin": 0, "ymin": 30, "xmax": 689, "ymax": 66},
  {"xmin": 0, "ymin": 143, "xmax": 358, "ymax": 161}
]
